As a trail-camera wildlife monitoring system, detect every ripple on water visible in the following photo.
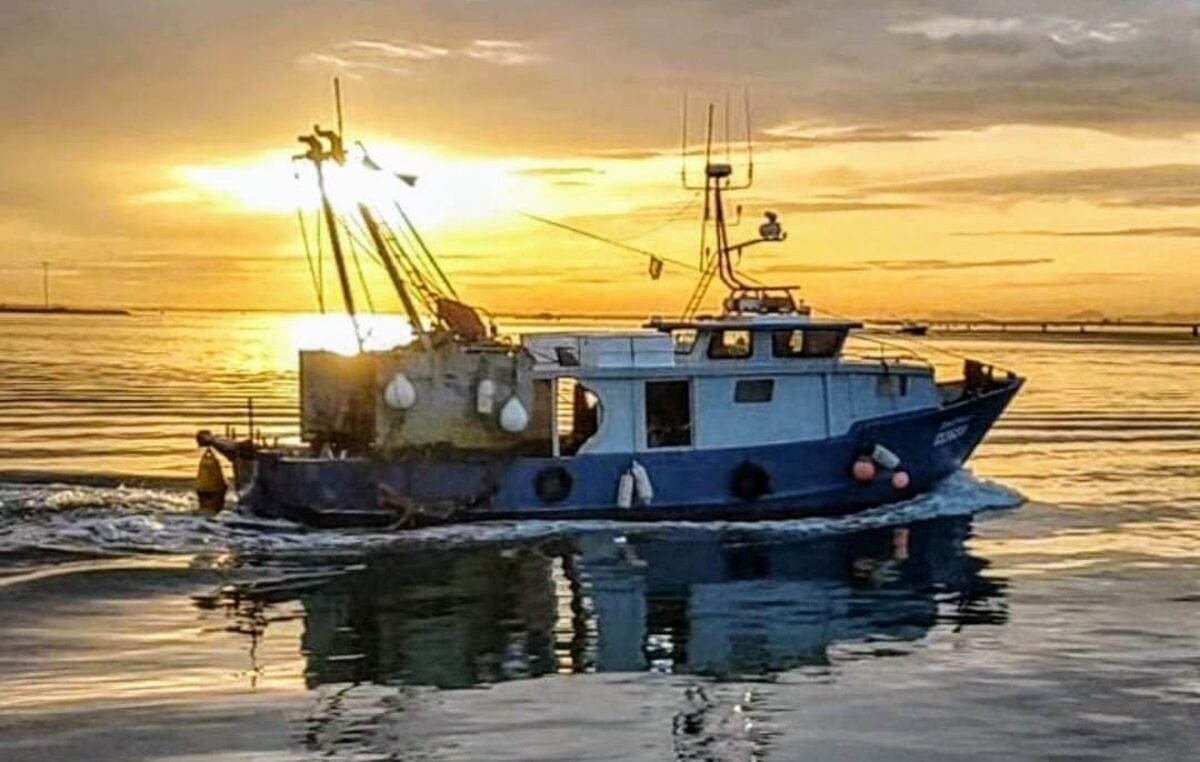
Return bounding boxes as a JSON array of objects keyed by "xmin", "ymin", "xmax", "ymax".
[{"xmin": 0, "ymin": 471, "xmax": 1024, "ymax": 561}]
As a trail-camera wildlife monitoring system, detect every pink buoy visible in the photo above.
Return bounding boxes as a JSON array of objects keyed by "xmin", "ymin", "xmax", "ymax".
[
  {"xmin": 891, "ymin": 470, "xmax": 911, "ymax": 491},
  {"xmin": 852, "ymin": 457, "xmax": 876, "ymax": 484}
]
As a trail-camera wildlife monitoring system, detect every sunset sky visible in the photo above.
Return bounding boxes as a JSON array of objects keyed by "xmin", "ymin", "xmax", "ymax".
[{"xmin": 4, "ymin": 0, "xmax": 1200, "ymax": 319}]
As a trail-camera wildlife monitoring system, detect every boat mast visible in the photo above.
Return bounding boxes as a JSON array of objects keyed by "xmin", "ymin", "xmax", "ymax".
[{"xmin": 296, "ymin": 79, "xmax": 364, "ymax": 352}]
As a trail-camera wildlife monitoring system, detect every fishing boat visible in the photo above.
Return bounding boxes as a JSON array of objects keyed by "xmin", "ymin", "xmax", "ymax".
[{"xmin": 196, "ymin": 91, "xmax": 1023, "ymax": 528}]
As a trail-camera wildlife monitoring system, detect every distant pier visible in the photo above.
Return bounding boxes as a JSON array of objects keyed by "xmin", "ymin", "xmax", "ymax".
[{"xmin": 871, "ymin": 319, "xmax": 1200, "ymax": 341}]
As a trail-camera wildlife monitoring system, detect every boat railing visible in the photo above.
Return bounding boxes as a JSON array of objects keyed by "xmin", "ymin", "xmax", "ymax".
[{"xmin": 843, "ymin": 335, "xmax": 931, "ymax": 368}]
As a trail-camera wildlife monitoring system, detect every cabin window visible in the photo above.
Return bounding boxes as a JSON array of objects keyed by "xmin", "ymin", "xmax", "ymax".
[
  {"xmin": 877, "ymin": 374, "xmax": 910, "ymax": 398},
  {"xmin": 735, "ymin": 379, "xmax": 774, "ymax": 403},
  {"xmin": 672, "ymin": 329, "xmax": 698, "ymax": 355},
  {"xmin": 557, "ymin": 377, "xmax": 602, "ymax": 456},
  {"xmin": 771, "ymin": 329, "xmax": 845, "ymax": 359},
  {"xmin": 645, "ymin": 380, "xmax": 692, "ymax": 448},
  {"xmin": 708, "ymin": 330, "xmax": 753, "ymax": 359}
]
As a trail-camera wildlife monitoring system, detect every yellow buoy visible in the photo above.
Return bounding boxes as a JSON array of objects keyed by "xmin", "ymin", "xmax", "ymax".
[{"xmin": 196, "ymin": 447, "xmax": 227, "ymax": 515}]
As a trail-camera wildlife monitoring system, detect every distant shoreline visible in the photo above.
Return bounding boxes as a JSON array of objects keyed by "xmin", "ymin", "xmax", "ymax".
[
  {"xmin": 0, "ymin": 304, "xmax": 132, "ymax": 316},
  {"xmin": 861, "ymin": 328, "xmax": 1200, "ymax": 346}
]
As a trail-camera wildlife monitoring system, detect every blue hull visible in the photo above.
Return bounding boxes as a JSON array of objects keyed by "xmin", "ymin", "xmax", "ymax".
[{"xmin": 241, "ymin": 379, "xmax": 1021, "ymax": 528}]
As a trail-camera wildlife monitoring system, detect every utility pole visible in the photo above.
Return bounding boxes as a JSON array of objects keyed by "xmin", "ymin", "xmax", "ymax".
[{"xmin": 41, "ymin": 261, "xmax": 49, "ymax": 309}]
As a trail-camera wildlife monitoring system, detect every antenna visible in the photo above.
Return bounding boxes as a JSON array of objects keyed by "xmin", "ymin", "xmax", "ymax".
[
  {"xmin": 743, "ymin": 86, "xmax": 754, "ymax": 187},
  {"xmin": 704, "ymin": 102, "xmax": 715, "ymax": 171},
  {"xmin": 676, "ymin": 86, "xmax": 788, "ymax": 319},
  {"xmin": 680, "ymin": 94, "xmax": 689, "ymax": 188},
  {"xmin": 724, "ymin": 90, "xmax": 732, "ymax": 164},
  {"xmin": 334, "ymin": 77, "xmax": 344, "ymax": 138}
]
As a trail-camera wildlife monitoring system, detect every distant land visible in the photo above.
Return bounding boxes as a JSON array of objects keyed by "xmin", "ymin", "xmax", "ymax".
[
  {"xmin": 2, "ymin": 304, "xmax": 1198, "ymax": 340},
  {"xmin": 0, "ymin": 304, "xmax": 132, "ymax": 316}
]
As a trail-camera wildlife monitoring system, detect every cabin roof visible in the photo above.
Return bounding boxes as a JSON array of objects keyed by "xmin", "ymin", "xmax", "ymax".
[
  {"xmin": 522, "ymin": 332, "xmax": 675, "ymax": 371},
  {"xmin": 646, "ymin": 316, "xmax": 863, "ymax": 332}
]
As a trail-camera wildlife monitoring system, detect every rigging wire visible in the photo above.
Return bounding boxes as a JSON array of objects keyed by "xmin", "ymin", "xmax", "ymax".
[
  {"xmin": 611, "ymin": 191, "xmax": 702, "ymax": 244},
  {"xmin": 381, "ymin": 205, "xmax": 449, "ymax": 302},
  {"xmin": 314, "ymin": 206, "xmax": 326, "ymax": 313},
  {"xmin": 523, "ymin": 209, "xmax": 766, "ymax": 323},
  {"xmin": 381, "ymin": 228, "xmax": 440, "ymax": 315},
  {"xmin": 522, "ymin": 212, "xmax": 702, "ymax": 274},
  {"xmin": 392, "ymin": 201, "xmax": 459, "ymax": 299},
  {"xmin": 340, "ymin": 220, "xmax": 377, "ymax": 338},
  {"xmin": 292, "ymin": 167, "xmax": 326, "ymax": 312},
  {"xmin": 358, "ymin": 209, "xmax": 442, "ymax": 310},
  {"xmin": 347, "ymin": 212, "xmax": 440, "ymax": 316},
  {"xmin": 295, "ymin": 208, "xmax": 325, "ymax": 313}
]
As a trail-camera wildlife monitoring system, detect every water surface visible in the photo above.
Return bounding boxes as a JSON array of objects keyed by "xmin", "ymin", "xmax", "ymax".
[{"xmin": 0, "ymin": 312, "xmax": 1196, "ymax": 761}]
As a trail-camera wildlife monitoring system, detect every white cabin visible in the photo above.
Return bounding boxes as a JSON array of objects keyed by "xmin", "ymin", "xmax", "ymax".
[{"xmin": 520, "ymin": 316, "xmax": 939, "ymax": 459}]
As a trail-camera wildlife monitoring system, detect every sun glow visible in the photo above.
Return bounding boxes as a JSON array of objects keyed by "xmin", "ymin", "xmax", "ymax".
[
  {"xmin": 292, "ymin": 313, "xmax": 416, "ymax": 356},
  {"xmin": 174, "ymin": 142, "xmax": 543, "ymax": 229}
]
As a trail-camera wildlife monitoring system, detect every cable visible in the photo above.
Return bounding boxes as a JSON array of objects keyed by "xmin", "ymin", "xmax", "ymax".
[
  {"xmin": 522, "ymin": 212, "xmax": 702, "ymax": 274},
  {"xmin": 295, "ymin": 207, "xmax": 325, "ymax": 313},
  {"xmin": 339, "ymin": 219, "xmax": 377, "ymax": 317},
  {"xmin": 393, "ymin": 201, "xmax": 458, "ymax": 299},
  {"xmin": 291, "ymin": 166, "xmax": 326, "ymax": 313},
  {"xmin": 612, "ymin": 191, "xmax": 701, "ymax": 244}
]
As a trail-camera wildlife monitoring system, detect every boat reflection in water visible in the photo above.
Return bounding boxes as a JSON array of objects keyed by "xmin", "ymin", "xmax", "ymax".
[{"xmin": 204, "ymin": 516, "xmax": 1006, "ymax": 689}]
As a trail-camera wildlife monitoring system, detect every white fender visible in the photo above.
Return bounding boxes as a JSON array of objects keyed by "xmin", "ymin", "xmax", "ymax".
[
  {"xmin": 383, "ymin": 373, "xmax": 417, "ymax": 410},
  {"xmin": 476, "ymin": 378, "xmax": 497, "ymax": 415},
  {"xmin": 499, "ymin": 396, "xmax": 530, "ymax": 433},
  {"xmin": 871, "ymin": 444, "xmax": 901, "ymax": 470},
  {"xmin": 616, "ymin": 472, "xmax": 635, "ymax": 509},
  {"xmin": 630, "ymin": 460, "xmax": 654, "ymax": 505}
]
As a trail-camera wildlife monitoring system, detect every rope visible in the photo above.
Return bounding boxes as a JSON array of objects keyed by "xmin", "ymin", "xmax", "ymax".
[
  {"xmin": 612, "ymin": 191, "xmax": 701, "ymax": 244},
  {"xmin": 381, "ymin": 206, "xmax": 449, "ymax": 301},
  {"xmin": 522, "ymin": 212, "xmax": 701, "ymax": 274},
  {"xmin": 340, "ymin": 219, "xmax": 377, "ymax": 318},
  {"xmin": 393, "ymin": 201, "xmax": 458, "ymax": 299},
  {"xmin": 355, "ymin": 212, "xmax": 440, "ymax": 315},
  {"xmin": 315, "ymin": 207, "xmax": 326, "ymax": 312},
  {"xmin": 295, "ymin": 204, "xmax": 325, "ymax": 313}
]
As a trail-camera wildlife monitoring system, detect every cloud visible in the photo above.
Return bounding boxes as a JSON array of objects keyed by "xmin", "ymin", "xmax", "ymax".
[
  {"xmin": 994, "ymin": 272, "xmax": 1150, "ymax": 289},
  {"xmin": 339, "ymin": 40, "xmax": 450, "ymax": 61},
  {"xmin": 869, "ymin": 164, "xmax": 1200, "ymax": 208},
  {"xmin": 961, "ymin": 226, "xmax": 1200, "ymax": 237},
  {"xmin": 461, "ymin": 39, "xmax": 542, "ymax": 66},
  {"xmin": 866, "ymin": 258, "xmax": 1054, "ymax": 271},
  {"xmin": 512, "ymin": 166, "xmax": 603, "ymax": 177},
  {"xmin": 581, "ymin": 149, "xmax": 666, "ymax": 161},
  {"xmin": 759, "ymin": 125, "xmax": 937, "ymax": 145},
  {"xmin": 303, "ymin": 37, "xmax": 542, "ymax": 75},
  {"xmin": 768, "ymin": 201, "xmax": 924, "ymax": 213},
  {"xmin": 756, "ymin": 263, "xmax": 872, "ymax": 274},
  {"xmin": 888, "ymin": 15, "xmax": 1144, "ymax": 46},
  {"xmin": 1044, "ymin": 19, "xmax": 1143, "ymax": 46},
  {"xmin": 889, "ymin": 16, "xmax": 1023, "ymax": 41}
]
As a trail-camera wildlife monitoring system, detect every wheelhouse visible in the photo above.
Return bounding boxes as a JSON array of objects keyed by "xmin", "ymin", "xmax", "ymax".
[{"xmin": 521, "ymin": 316, "xmax": 941, "ymax": 460}]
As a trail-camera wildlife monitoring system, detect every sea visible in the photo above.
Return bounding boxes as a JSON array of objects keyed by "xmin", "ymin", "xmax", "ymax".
[{"xmin": 0, "ymin": 311, "xmax": 1196, "ymax": 762}]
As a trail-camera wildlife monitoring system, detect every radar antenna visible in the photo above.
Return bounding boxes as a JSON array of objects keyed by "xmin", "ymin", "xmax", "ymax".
[{"xmin": 680, "ymin": 90, "xmax": 794, "ymax": 319}]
